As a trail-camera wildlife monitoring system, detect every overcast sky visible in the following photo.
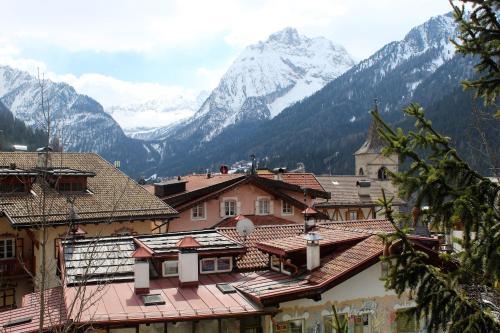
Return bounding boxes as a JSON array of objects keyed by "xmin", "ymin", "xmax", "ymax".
[{"xmin": 0, "ymin": 0, "xmax": 454, "ymax": 107}]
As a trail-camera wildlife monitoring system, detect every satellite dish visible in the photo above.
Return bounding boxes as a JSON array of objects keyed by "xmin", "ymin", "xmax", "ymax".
[{"xmin": 236, "ymin": 216, "xmax": 255, "ymax": 238}]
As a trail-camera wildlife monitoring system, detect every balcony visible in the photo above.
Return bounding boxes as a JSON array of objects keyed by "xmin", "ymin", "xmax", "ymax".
[{"xmin": 0, "ymin": 257, "xmax": 34, "ymax": 278}]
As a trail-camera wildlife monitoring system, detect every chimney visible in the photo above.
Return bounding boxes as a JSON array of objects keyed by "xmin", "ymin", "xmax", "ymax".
[
  {"xmin": 356, "ymin": 179, "xmax": 371, "ymax": 196},
  {"xmin": 132, "ymin": 246, "xmax": 152, "ymax": 294},
  {"xmin": 154, "ymin": 178, "xmax": 187, "ymax": 197},
  {"xmin": 177, "ymin": 236, "xmax": 201, "ymax": 287},
  {"xmin": 36, "ymin": 147, "xmax": 53, "ymax": 169},
  {"xmin": 305, "ymin": 232, "xmax": 321, "ymax": 271}
]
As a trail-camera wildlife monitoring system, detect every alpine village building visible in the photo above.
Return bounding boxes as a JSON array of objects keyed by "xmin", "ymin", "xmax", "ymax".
[{"xmin": 0, "ymin": 119, "xmax": 447, "ymax": 333}]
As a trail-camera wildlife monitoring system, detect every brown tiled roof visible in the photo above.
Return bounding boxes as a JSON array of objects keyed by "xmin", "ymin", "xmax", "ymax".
[
  {"xmin": 217, "ymin": 224, "xmax": 305, "ymax": 270},
  {"xmin": 216, "ymin": 214, "xmax": 297, "ymax": 228},
  {"xmin": 315, "ymin": 175, "xmax": 404, "ymax": 206},
  {"xmin": 318, "ymin": 219, "xmax": 395, "ymax": 233},
  {"xmin": 256, "ymin": 229, "xmax": 369, "ymax": 256},
  {"xmin": 0, "ymin": 152, "xmax": 177, "ymax": 227},
  {"xmin": 259, "ymin": 173, "xmax": 325, "ymax": 191}
]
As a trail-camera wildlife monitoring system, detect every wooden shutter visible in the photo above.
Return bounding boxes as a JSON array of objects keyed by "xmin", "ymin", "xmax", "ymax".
[
  {"xmin": 15, "ymin": 237, "xmax": 23, "ymax": 258},
  {"xmin": 254, "ymin": 200, "xmax": 259, "ymax": 215},
  {"xmin": 269, "ymin": 201, "xmax": 274, "ymax": 215},
  {"xmin": 236, "ymin": 201, "xmax": 241, "ymax": 215},
  {"xmin": 220, "ymin": 201, "xmax": 225, "ymax": 217}
]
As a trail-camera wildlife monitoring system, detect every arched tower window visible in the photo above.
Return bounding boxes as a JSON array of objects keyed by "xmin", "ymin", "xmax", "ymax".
[
  {"xmin": 378, "ymin": 167, "xmax": 389, "ymax": 180},
  {"xmin": 358, "ymin": 168, "xmax": 364, "ymax": 176}
]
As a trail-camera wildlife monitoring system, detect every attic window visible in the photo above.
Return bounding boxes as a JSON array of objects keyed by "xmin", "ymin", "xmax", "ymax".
[
  {"xmin": 216, "ymin": 283, "xmax": 236, "ymax": 294},
  {"xmin": 3, "ymin": 317, "xmax": 32, "ymax": 328},
  {"xmin": 0, "ymin": 166, "xmax": 36, "ymax": 194},
  {"xmin": 142, "ymin": 294, "xmax": 165, "ymax": 306}
]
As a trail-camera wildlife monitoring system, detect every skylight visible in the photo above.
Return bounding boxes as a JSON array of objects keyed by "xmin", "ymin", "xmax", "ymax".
[
  {"xmin": 216, "ymin": 283, "xmax": 236, "ymax": 294},
  {"xmin": 3, "ymin": 317, "xmax": 32, "ymax": 328},
  {"xmin": 142, "ymin": 294, "xmax": 166, "ymax": 306}
]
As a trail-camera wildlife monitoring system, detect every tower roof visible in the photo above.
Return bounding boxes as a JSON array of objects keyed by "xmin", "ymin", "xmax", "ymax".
[{"xmin": 355, "ymin": 107, "xmax": 386, "ymax": 155}]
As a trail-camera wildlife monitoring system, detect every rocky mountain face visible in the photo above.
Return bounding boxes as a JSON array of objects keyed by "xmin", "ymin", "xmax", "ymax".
[
  {"xmin": 161, "ymin": 28, "xmax": 355, "ymax": 144},
  {"xmin": 155, "ymin": 13, "xmax": 493, "ymax": 176},
  {"xmin": 0, "ymin": 66, "xmax": 158, "ymax": 177}
]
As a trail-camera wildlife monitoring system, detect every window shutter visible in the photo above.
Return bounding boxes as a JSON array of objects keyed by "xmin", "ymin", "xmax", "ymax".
[
  {"xmin": 255, "ymin": 200, "xmax": 259, "ymax": 215},
  {"xmin": 220, "ymin": 201, "xmax": 225, "ymax": 217},
  {"xmin": 16, "ymin": 238, "xmax": 23, "ymax": 258},
  {"xmin": 269, "ymin": 201, "xmax": 274, "ymax": 215},
  {"xmin": 236, "ymin": 201, "xmax": 241, "ymax": 215}
]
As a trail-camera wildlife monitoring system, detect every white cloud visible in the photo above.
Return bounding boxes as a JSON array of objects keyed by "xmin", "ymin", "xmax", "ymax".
[
  {"xmin": 0, "ymin": 0, "xmax": 451, "ymax": 58},
  {"xmin": 52, "ymin": 72, "xmax": 198, "ymax": 108}
]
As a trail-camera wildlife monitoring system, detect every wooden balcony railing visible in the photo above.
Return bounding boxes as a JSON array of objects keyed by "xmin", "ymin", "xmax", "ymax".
[{"xmin": 0, "ymin": 257, "xmax": 34, "ymax": 277}]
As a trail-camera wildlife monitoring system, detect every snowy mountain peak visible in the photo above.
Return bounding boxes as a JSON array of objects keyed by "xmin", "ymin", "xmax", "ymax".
[
  {"xmin": 166, "ymin": 28, "xmax": 355, "ymax": 142},
  {"xmin": 267, "ymin": 27, "xmax": 301, "ymax": 45}
]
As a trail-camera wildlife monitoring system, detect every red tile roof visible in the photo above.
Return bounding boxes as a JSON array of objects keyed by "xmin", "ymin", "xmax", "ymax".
[
  {"xmin": 216, "ymin": 214, "xmax": 297, "ymax": 228},
  {"xmin": 256, "ymin": 229, "xmax": 369, "ymax": 256},
  {"xmin": 0, "ymin": 287, "xmax": 66, "ymax": 333},
  {"xmin": 64, "ymin": 274, "xmax": 274, "ymax": 325},
  {"xmin": 236, "ymin": 235, "xmax": 384, "ymax": 303},
  {"xmin": 259, "ymin": 173, "xmax": 325, "ymax": 191},
  {"xmin": 217, "ymin": 224, "xmax": 305, "ymax": 270},
  {"xmin": 309, "ymin": 235, "xmax": 383, "ymax": 284}
]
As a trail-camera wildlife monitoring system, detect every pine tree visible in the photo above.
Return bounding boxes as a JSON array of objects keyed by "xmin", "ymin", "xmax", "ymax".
[
  {"xmin": 450, "ymin": 0, "xmax": 500, "ymax": 110},
  {"xmin": 375, "ymin": 1, "xmax": 500, "ymax": 331}
]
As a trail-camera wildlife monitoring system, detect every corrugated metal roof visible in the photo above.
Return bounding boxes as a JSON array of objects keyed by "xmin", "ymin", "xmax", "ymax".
[{"xmin": 65, "ymin": 274, "xmax": 272, "ymax": 324}]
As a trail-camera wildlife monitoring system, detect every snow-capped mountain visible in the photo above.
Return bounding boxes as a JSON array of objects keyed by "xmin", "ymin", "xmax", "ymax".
[
  {"xmin": 107, "ymin": 91, "xmax": 209, "ymax": 140},
  {"xmin": 164, "ymin": 28, "xmax": 355, "ymax": 143},
  {"xmin": 0, "ymin": 65, "xmax": 159, "ymax": 176},
  {"xmin": 155, "ymin": 13, "xmax": 475, "ymax": 177}
]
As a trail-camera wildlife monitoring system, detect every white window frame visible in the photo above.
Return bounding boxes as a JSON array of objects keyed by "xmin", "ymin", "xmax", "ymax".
[
  {"xmin": 256, "ymin": 196, "xmax": 271, "ymax": 216},
  {"xmin": 191, "ymin": 202, "xmax": 207, "ymax": 221},
  {"xmin": 0, "ymin": 239, "xmax": 15, "ymax": 260},
  {"xmin": 349, "ymin": 210, "xmax": 358, "ymax": 220},
  {"xmin": 199, "ymin": 257, "xmax": 233, "ymax": 274},
  {"xmin": 281, "ymin": 200, "xmax": 293, "ymax": 216},
  {"xmin": 269, "ymin": 255, "xmax": 292, "ymax": 276},
  {"xmin": 270, "ymin": 255, "xmax": 281, "ymax": 272},
  {"xmin": 222, "ymin": 197, "xmax": 238, "ymax": 217},
  {"xmin": 162, "ymin": 260, "xmax": 179, "ymax": 277}
]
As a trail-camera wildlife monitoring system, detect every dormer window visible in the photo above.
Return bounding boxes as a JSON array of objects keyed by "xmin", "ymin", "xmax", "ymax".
[
  {"xmin": 200, "ymin": 257, "xmax": 233, "ymax": 274},
  {"xmin": 36, "ymin": 168, "xmax": 96, "ymax": 193},
  {"xmin": 0, "ymin": 165, "xmax": 37, "ymax": 194}
]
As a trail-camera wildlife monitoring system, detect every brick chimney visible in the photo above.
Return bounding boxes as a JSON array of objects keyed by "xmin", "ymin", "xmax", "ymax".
[
  {"xmin": 177, "ymin": 236, "xmax": 201, "ymax": 287},
  {"xmin": 132, "ymin": 245, "xmax": 153, "ymax": 294},
  {"xmin": 305, "ymin": 232, "xmax": 322, "ymax": 271}
]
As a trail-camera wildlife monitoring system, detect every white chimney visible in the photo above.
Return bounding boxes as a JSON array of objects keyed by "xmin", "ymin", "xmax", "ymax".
[
  {"xmin": 132, "ymin": 245, "xmax": 152, "ymax": 294},
  {"xmin": 356, "ymin": 179, "xmax": 371, "ymax": 196},
  {"xmin": 177, "ymin": 236, "xmax": 201, "ymax": 287},
  {"xmin": 305, "ymin": 232, "xmax": 322, "ymax": 271},
  {"xmin": 134, "ymin": 260, "xmax": 150, "ymax": 294}
]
